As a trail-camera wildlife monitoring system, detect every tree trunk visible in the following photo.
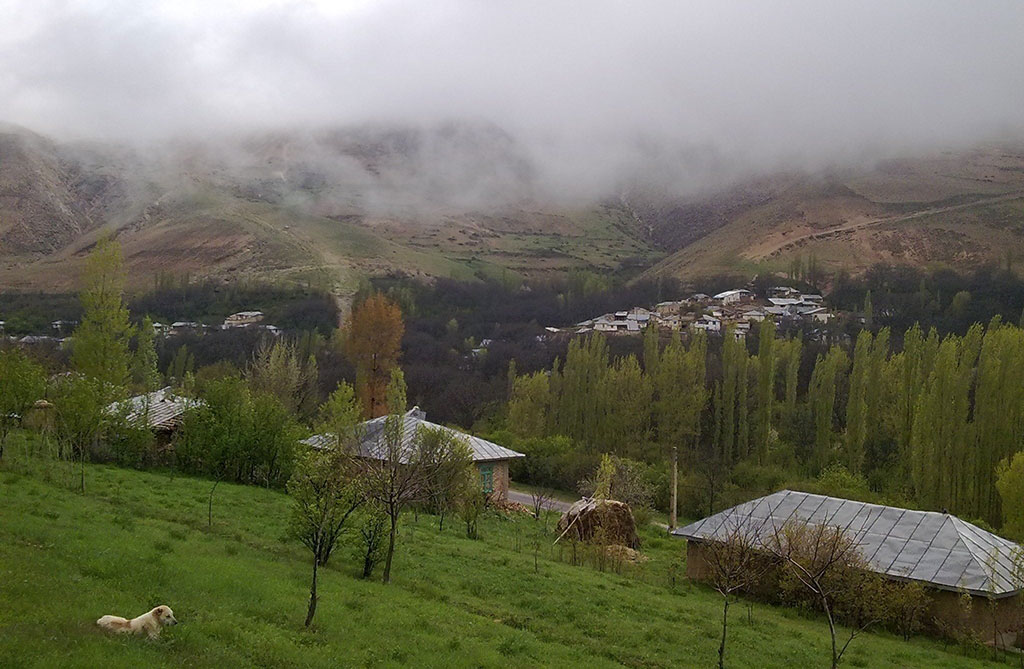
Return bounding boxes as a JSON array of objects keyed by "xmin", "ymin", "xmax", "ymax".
[
  {"xmin": 823, "ymin": 599, "xmax": 838, "ymax": 669},
  {"xmin": 382, "ymin": 513, "xmax": 397, "ymax": 584},
  {"xmin": 304, "ymin": 558, "xmax": 318, "ymax": 627},
  {"xmin": 208, "ymin": 477, "xmax": 221, "ymax": 528},
  {"xmin": 670, "ymin": 445, "xmax": 678, "ymax": 529},
  {"xmin": 362, "ymin": 547, "xmax": 374, "ymax": 579},
  {"xmin": 718, "ymin": 596, "xmax": 730, "ymax": 669}
]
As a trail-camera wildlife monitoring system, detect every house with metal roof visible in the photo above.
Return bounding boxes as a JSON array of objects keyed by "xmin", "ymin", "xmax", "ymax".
[
  {"xmin": 107, "ymin": 387, "xmax": 201, "ymax": 433},
  {"xmin": 303, "ymin": 407, "xmax": 525, "ymax": 500},
  {"xmin": 673, "ymin": 490, "xmax": 1024, "ymax": 642}
]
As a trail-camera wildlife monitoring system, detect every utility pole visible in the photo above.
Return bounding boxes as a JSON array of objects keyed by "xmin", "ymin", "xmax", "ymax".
[{"xmin": 670, "ymin": 445, "xmax": 678, "ymax": 530}]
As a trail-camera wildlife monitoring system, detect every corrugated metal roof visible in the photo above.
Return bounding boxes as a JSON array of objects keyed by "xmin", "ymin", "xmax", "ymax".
[
  {"xmin": 672, "ymin": 490, "xmax": 1024, "ymax": 597},
  {"xmin": 302, "ymin": 408, "xmax": 525, "ymax": 464},
  {"xmin": 108, "ymin": 387, "xmax": 200, "ymax": 431}
]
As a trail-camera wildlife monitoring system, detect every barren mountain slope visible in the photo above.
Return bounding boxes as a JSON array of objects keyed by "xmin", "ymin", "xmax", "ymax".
[
  {"xmin": 641, "ymin": 146, "xmax": 1024, "ymax": 281},
  {"xmin": 3, "ymin": 123, "xmax": 1024, "ymax": 293}
]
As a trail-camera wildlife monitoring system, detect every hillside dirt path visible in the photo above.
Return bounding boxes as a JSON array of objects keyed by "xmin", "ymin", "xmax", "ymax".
[{"xmin": 752, "ymin": 190, "xmax": 1024, "ymax": 259}]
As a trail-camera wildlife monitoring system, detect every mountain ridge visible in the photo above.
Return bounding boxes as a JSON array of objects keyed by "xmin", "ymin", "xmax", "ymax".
[{"xmin": 2, "ymin": 123, "xmax": 1024, "ymax": 292}]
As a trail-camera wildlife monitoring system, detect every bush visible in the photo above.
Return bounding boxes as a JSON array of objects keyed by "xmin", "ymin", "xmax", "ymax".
[{"xmin": 176, "ymin": 377, "xmax": 303, "ymax": 487}]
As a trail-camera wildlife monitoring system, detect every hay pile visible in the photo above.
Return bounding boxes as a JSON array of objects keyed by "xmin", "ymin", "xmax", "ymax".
[
  {"xmin": 489, "ymin": 497, "xmax": 531, "ymax": 515},
  {"xmin": 556, "ymin": 497, "xmax": 640, "ymax": 549}
]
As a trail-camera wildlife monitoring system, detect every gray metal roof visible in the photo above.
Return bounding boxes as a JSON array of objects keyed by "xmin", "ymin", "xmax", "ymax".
[
  {"xmin": 302, "ymin": 408, "xmax": 525, "ymax": 464},
  {"xmin": 673, "ymin": 490, "xmax": 1024, "ymax": 597},
  {"xmin": 107, "ymin": 387, "xmax": 200, "ymax": 431}
]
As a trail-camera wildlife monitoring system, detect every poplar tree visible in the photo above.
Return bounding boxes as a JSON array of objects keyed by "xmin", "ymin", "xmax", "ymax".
[
  {"xmin": 807, "ymin": 347, "xmax": 849, "ymax": 474},
  {"xmin": 655, "ymin": 332, "xmax": 708, "ymax": 527},
  {"xmin": 844, "ymin": 331, "xmax": 872, "ymax": 474},
  {"xmin": 71, "ymin": 237, "xmax": 134, "ymax": 393},
  {"xmin": 755, "ymin": 319, "xmax": 776, "ymax": 463},
  {"xmin": 507, "ymin": 371, "xmax": 552, "ymax": 438},
  {"xmin": 555, "ymin": 336, "xmax": 611, "ymax": 448},
  {"xmin": 345, "ymin": 293, "xmax": 404, "ymax": 418},
  {"xmin": 603, "ymin": 354, "xmax": 652, "ymax": 457},
  {"xmin": 130, "ymin": 316, "xmax": 162, "ymax": 392}
]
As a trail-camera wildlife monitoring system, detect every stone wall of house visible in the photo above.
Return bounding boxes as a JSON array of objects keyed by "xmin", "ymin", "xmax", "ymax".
[
  {"xmin": 476, "ymin": 460, "xmax": 510, "ymax": 501},
  {"xmin": 492, "ymin": 460, "xmax": 509, "ymax": 499},
  {"xmin": 685, "ymin": 539, "xmax": 1023, "ymax": 645},
  {"xmin": 927, "ymin": 589, "xmax": 1021, "ymax": 647}
]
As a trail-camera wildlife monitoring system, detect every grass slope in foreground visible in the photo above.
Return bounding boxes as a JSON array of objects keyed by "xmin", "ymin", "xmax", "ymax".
[{"xmin": 0, "ymin": 463, "xmax": 1006, "ymax": 669}]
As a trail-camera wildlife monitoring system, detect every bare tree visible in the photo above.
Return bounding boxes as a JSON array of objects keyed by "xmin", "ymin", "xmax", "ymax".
[
  {"xmin": 530, "ymin": 488, "xmax": 553, "ymax": 521},
  {"xmin": 288, "ymin": 447, "xmax": 363, "ymax": 626},
  {"xmin": 703, "ymin": 514, "xmax": 772, "ymax": 669},
  {"xmin": 768, "ymin": 517, "xmax": 888, "ymax": 669},
  {"xmin": 359, "ymin": 369, "xmax": 474, "ymax": 583}
]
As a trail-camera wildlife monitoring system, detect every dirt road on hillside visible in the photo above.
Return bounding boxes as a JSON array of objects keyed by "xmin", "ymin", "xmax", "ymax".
[{"xmin": 753, "ymin": 191, "xmax": 1024, "ymax": 260}]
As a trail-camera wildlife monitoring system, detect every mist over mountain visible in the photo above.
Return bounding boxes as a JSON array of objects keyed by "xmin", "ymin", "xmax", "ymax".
[{"xmin": 3, "ymin": 2, "xmax": 1024, "ymax": 290}]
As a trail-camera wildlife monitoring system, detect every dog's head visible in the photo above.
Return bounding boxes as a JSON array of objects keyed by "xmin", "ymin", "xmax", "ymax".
[{"xmin": 152, "ymin": 606, "xmax": 177, "ymax": 626}]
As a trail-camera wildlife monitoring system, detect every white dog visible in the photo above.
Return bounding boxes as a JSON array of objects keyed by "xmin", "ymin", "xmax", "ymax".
[{"xmin": 97, "ymin": 605, "xmax": 178, "ymax": 639}]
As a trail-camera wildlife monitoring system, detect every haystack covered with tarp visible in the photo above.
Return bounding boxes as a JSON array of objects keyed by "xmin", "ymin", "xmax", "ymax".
[{"xmin": 557, "ymin": 497, "xmax": 640, "ymax": 549}]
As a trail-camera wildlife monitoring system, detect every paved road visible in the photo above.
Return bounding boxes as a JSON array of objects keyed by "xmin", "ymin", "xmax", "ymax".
[
  {"xmin": 507, "ymin": 488, "xmax": 672, "ymax": 532},
  {"xmin": 507, "ymin": 489, "xmax": 572, "ymax": 512}
]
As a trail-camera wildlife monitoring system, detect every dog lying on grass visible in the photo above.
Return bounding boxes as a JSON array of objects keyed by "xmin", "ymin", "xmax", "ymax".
[{"xmin": 97, "ymin": 606, "xmax": 177, "ymax": 639}]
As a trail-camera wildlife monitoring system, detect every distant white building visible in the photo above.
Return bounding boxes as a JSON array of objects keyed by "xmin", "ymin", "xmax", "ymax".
[
  {"xmin": 693, "ymin": 315, "xmax": 722, "ymax": 333},
  {"xmin": 223, "ymin": 311, "xmax": 265, "ymax": 328},
  {"xmin": 169, "ymin": 321, "xmax": 203, "ymax": 336},
  {"xmin": 713, "ymin": 289, "xmax": 753, "ymax": 305}
]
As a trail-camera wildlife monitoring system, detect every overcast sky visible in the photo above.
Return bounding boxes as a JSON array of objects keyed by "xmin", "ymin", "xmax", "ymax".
[{"xmin": 3, "ymin": 1, "xmax": 1024, "ymax": 190}]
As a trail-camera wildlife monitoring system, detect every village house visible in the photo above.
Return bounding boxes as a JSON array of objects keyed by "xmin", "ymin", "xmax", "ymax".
[
  {"xmin": 713, "ymin": 289, "xmax": 753, "ymax": 305},
  {"xmin": 303, "ymin": 407, "xmax": 525, "ymax": 501},
  {"xmin": 223, "ymin": 311, "xmax": 265, "ymax": 328},
  {"xmin": 169, "ymin": 321, "xmax": 204, "ymax": 336},
  {"xmin": 674, "ymin": 490, "xmax": 1024, "ymax": 644},
  {"xmin": 107, "ymin": 387, "xmax": 200, "ymax": 437}
]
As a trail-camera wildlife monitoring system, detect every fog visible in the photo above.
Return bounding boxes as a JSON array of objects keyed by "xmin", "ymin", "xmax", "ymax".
[{"xmin": 3, "ymin": 0, "xmax": 1024, "ymax": 202}]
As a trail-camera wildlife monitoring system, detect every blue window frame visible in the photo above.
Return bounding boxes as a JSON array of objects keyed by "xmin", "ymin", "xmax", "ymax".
[{"xmin": 479, "ymin": 464, "xmax": 494, "ymax": 494}]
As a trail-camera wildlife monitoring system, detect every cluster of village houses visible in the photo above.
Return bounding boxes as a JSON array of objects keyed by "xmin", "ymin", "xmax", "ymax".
[
  {"xmin": 568, "ymin": 286, "xmax": 837, "ymax": 340},
  {"xmin": 0, "ymin": 310, "xmax": 280, "ymax": 346}
]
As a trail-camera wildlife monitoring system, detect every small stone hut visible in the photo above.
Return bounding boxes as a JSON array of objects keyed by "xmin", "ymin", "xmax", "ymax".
[{"xmin": 673, "ymin": 490, "xmax": 1024, "ymax": 644}]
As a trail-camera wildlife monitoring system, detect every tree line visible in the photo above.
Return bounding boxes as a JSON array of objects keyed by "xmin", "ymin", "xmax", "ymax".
[{"xmin": 506, "ymin": 317, "xmax": 1024, "ymax": 533}]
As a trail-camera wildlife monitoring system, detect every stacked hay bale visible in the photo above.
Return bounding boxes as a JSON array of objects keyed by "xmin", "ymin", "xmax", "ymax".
[{"xmin": 556, "ymin": 497, "xmax": 640, "ymax": 550}]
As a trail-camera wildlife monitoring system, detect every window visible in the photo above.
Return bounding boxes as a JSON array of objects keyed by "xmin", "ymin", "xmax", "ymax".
[{"xmin": 479, "ymin": 464, "xmax": 494, "ymax": 494}]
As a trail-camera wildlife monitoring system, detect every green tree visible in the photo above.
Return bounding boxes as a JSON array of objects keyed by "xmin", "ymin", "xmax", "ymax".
[
  {"xmin": 807, "ymin": 347, "xmax": 849, "ymax": 474},
  {"xmin": 248, "ymin": 339, "xmax": 319, "ymax": 418},
  {"xmin": 755, "ymin": 319, "xmax": 776, "ymax": 463},
  {"xmin": 130, "ymin": 316, "xmax": 162, "ymax": 391},
  {"xmin": 417, "ymin": 426, "xmax": 474, "ymax": 531},
  {"xmin": 71, "ymin": 237, "xmax": 134, "ymax": 393},
  {"xmin": 316, "ymin": 381, "xmax": 363, "ymax": 451},
  {"xmin": 997, "ymin": 452, "xmax": 1024, "ymax": 539},
  {"xmin": 288, "ymin": 446, "xmax": 364, "ymax": 626},
  {"xmin": 507, "ymin": 371, "xmax": 552, "ymax": 438},
  {"xmin": 0, "ymin": 348, "xmax": 47, "ymax": 460},
  {"xmin": 655, "ymin": 332, "xmax": 708, "ymax": 527},
  {"xmin": 360, "ymin": 369, "xmax": 469, "ymax": 583},
  {"xmin": 52, "ymin": 375, "xmax": 108, "ymax": 492}
]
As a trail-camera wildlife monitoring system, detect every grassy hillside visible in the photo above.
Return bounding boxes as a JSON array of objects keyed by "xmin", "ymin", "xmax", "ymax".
[{"xmin": 0, "ymin": 454, "xmax": 1007, "ymax": 668}]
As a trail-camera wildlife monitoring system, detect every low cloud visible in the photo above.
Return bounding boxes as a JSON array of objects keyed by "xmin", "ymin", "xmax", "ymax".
[{"xmin": 3, "ymin": 1, "xmax": 1024, "ymax": 201}]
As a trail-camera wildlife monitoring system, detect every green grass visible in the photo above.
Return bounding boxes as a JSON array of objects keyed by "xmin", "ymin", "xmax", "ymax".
[{"xmin": 0, "ymin": 460, "xmax": 1009, "ymax": 668}]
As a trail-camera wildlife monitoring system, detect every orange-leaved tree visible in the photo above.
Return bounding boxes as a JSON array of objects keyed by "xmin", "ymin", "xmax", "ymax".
[{"xmin": 345, "ymin": 292, "xmax": 404, "ymax": 417}]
